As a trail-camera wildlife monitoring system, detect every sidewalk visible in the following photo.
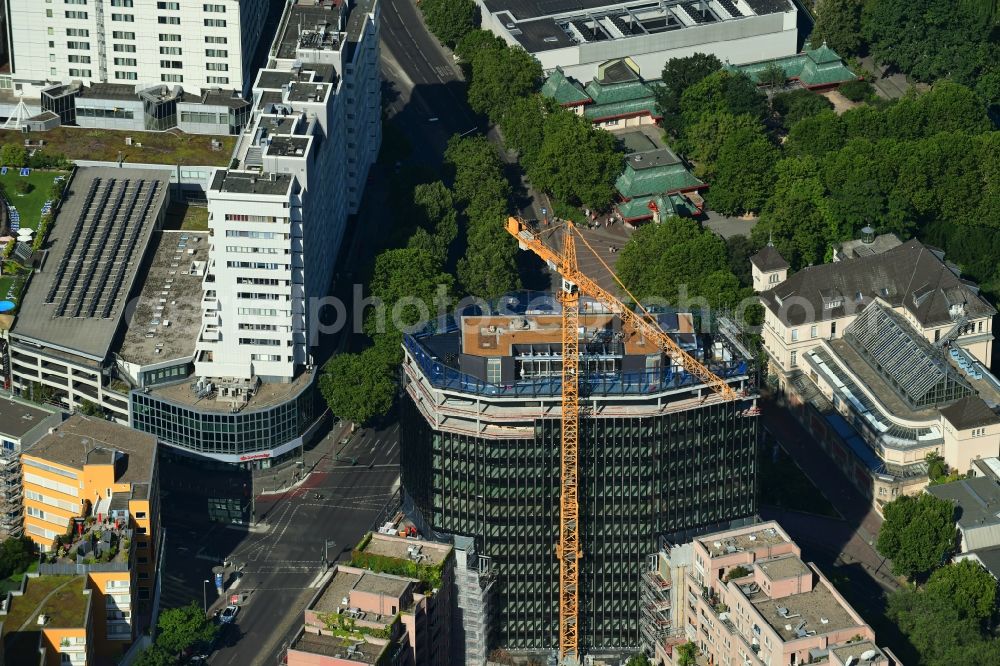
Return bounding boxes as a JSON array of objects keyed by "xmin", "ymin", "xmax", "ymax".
[{"xmin": 253, "ymin": 419, "xmax": 354, "ymax": 496}]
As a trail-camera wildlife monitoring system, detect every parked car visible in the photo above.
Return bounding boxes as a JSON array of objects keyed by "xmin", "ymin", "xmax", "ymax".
[{"xmin": 219, "ymin": 605, "xmax": 240, "ymax": 624}]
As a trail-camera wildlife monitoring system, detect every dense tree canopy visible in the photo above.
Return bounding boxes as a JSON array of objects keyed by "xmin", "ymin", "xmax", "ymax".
[
  {"xmin": 771, "ymin": 89, "xmax": 834, "ymax": 130},
  {"xmin": 862, "ymin": 0, "xmax": 998, "ymax": 104},
  {"xmin": 876, "ymin": 493, "xmax": 957, "ymax": 579},
  {"xmin": 319, "ymin": 343, "xmax": 398, "ymax": 426},
  {"xmin": 419, "ymin": 0, "xmax": 477, "ymax": 47},
  {"xmin": 0, "ymin": 536, "xmax": 34, "ymax": 579},
  {"xmin": 654, "ymin": 53, "xmax": 722, "ymax": 133},
  {"xmin": 707, "ymin": 123, "xmax": 780, "ymax": 215},
  {"xmin": 810, "ymin": 0, "xmax": 864, "ymax": 53},
  {"xmin": 463, "ymin": 32, "xmax": 542, "ymax": 122},
  {"xmin": 527, "ymin": 110, "xmax": 621, "ymax": 210},
  {"xmin": 616, "ymin": 218, "xmax": 747, "ymax": 308},
  {"xmin": 679, "ymin": 70, "xmax": 767, "ymax": 129},
  {"xmin": 444, "ymin": 135, "xmax": 520, "ymax": 298},
  {"xmin": 153, "ymin": 602, "xmax": 218, "ymax": 658},
  {"xmin": 366, "ymin": 247, "xmax": 455, "ymax": 338}
]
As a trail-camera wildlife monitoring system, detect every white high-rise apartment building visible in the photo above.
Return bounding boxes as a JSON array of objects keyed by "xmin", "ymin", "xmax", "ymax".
[
  {"xmin": 4, "ymin": 0, "xmax": 270, "ymax": 95},
  {"xmin": 195, "ymin": 0, "xmax": 380, "ymax": 382}
]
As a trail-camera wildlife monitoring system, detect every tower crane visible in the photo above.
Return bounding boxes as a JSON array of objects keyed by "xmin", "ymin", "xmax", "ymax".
[{"xmin": 504, "ymin": 216, "xmax": 739, "ymax": 663}]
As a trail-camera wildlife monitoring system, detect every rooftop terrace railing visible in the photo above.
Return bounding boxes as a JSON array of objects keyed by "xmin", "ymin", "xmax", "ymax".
[{"xmin": 404, "ymin": 334, "xmax": 747, "ymax": 399}]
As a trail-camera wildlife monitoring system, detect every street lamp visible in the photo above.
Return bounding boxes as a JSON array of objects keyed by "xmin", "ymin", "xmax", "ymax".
[{"xmin": 202, "ymin": 579, "xmax": 210, "ymax": 613}]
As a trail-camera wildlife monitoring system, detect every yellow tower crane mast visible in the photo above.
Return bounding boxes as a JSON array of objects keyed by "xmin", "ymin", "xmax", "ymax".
[{"xmin": 504, "ymin": 216, "xmax": 739, "ymax": 663}]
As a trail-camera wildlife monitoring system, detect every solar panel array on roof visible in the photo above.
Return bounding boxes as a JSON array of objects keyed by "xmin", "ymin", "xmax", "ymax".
[
  {"xmin": 846, "ymin": 303, "xmax": 972, "ymax": 408},
  {"xmin": 715, "ymin": 0, "xmax": 742, "ymax": 17},
  {"xmin": 42, "ymin": 177, "xmax": 161, "ymax": 320},
  {"xmin": 681, "ymin": 2, "xmax": 716, "ymax": 22},
  {"xmin": 743, "ymin": 0, "xmax": 789, "ymax": 13}
]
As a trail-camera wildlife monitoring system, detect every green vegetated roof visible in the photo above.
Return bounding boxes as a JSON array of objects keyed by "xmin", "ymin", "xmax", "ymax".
[
  {"xmin": 728, "ymin": 43, "xmax": 857, "ymax": 87},
  {"xmin": 615, "ymin": 160, "xmax": 703, "ymax": 199},
  {"xmin": 541, "ymin": 67, "xmax": 591, "ymax": 106},
  {"xmin": 2, "ymin": 575, "xmax": 89, "ymax": 666}
]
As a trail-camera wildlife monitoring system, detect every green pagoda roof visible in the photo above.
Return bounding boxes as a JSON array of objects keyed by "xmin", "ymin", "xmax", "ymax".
[
  {"xmin": 615, "ymin": 193, "xmax": 698, "ymax": 222},
  {"xmin": 584, "ymin": 98, "xmax": 660, "ymax": 121},
  {"xmin": 727, "ymin": 43, "xmax": 857, "ymax": 88},
  {"xmin": 615, "ymin": 149, "xmax": 704, "ymax": 199},
  {"xmin": 541, "ymin": 67, "xmax": 591, "ymax": 106}
]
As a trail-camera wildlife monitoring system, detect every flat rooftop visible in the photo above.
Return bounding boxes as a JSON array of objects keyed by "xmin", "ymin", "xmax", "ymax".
[
  {"xmin": 25, "ymin": 414, "xmax": 156, "ymax": 486},
  {"xmin": 267, "ymin": 136, "xmax": 312, "ymax": 158},
  {"xmin": 830, "ymin": 641, "xmax": 886, "ymax": 664},
  {"xmin": 77, "ymin": 83, "xmax": 137, "ymax": 101},
  {"xmin": 758, "ymin": 555, "xmax": 811, "ymax": 581},
  {"xmin": 355, "ymin": 572, "xmax": 411, "ymax": 598},
  {"xmin": 312, "ymin": 569, "xmax": 363, "ymax": 613},
  {"xmin": 926, "ymin": 477, "xmax": 1000, "ymax": 529},
  {"xmin": 2, "ymin": 575, "xmax": 88, "ymax": 665},
  {"xmin": 12, "ymin": 167, "xmax": 170, "ymax": 361},
  {"xmin": 699, "ymin": 524, "xmax": 789, "ymax": 557},
  {"xmin": 482, "ymin": 0, "xmax": 791, "ymax": 28},
  {"xmin": 361, "ymin": 534, "xmax": 452, "ymax": 567},
  {"xmin": 211, "ymin": 170, "xmax": 292, "ymax": 196},
  {"xmin": 625, "ymin": 147, "xmax": 682, "ymax": 170},
  {"xmin": 292, "ymin": 632, "xmax": 385, "ymax": 664},
  {"xmin": 0, "ymin": 397, "xmax": 55, "ymax": 439},
  {"xmin": 748, "ymin": 580, "xmax": 861, "ymax": 642},
  {"xmin": 145, "ymin": 367, "xmax": 314, "ymax": 412},
  {"xmin": 276, "ymin": 1, "xmax": 344, "ymax": 60},
  {"xmin": 118, "ymin": 231, "xmax": 208, "ymax": 367}
]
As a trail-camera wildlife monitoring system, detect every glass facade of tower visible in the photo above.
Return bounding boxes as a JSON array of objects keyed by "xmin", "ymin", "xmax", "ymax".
[{"xmin": 400, "ymin": 396, "xmax": 758, "ymax": 652}]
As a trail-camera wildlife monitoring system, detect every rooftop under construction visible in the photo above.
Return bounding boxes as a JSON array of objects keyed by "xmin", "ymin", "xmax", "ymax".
[{"xmin": 402, "ymin": 289, "xmax": 759, "ymax": 657}]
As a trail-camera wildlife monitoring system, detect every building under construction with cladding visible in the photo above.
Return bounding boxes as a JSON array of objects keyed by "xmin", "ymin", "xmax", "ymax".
[{"xmin": 400, "ymin": 294, "xmax": 760, "ymax": 657}]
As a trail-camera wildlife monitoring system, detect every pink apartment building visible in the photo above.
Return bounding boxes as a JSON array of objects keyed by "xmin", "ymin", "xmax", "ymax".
[
  {"xmin": 286, "ymin": 533, "xmax": 453, "ymax": 666},
  {"xmin": 641, "ymin": 522, "xmax": 903, "ymax": 666}
]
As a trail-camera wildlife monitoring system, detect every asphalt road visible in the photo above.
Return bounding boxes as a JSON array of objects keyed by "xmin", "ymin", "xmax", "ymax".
[{"xmin": 207, "ymin": 426, "xmax": 400, "ymax": 666}]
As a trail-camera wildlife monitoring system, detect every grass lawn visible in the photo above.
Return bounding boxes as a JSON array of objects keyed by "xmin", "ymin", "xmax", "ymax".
[
  {"xmin": 0, "ymin": 169, "xmax": 67, "ymax": 232},
  {"xmin": 759, "ymin": 441, "xmax": 840, "ymax": 518},
  {"xmin": 0, "ymin": 127, "xmax": 235, "ymax": 167},
  {"xmin": 0, "ymin": 266, "xmax": 29, "ymax": 308},
  {"xmin": 164, "ymin": 201, "xmax": 209, "ymax": 232}
]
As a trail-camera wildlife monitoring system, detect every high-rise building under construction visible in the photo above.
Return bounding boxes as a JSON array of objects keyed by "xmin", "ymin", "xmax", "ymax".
[{"xmin": 400, "ymin": 295, "xmax": 759, "ymax": 656}]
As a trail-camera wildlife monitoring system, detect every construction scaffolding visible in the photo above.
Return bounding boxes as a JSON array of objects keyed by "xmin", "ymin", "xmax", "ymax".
[
  {"xmin": 0, "ymin": 451, "xmax": 23, "ymax": 538},
  {"xmin": 454, "ymin": 536, "xmax": 496, "ymax": 665},
  {"xmin": 639, "ymin": 553, "xmax": 686, "ymax": 662}
]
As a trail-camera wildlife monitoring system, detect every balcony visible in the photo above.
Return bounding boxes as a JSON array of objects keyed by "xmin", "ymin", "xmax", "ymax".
[{"xmin": 40, "ymin": 518, "xmax": 133, "ymax": 574}]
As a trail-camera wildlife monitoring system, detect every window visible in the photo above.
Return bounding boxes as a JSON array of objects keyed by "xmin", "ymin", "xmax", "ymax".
[
  {"xmin": 203, "ymin": 3, "xmax": 225, "ymax": 10},
  {"xmin": 205, "ymin": 35, "xmax": 228, "ymax": 43},
  {"xmin": 68, "ymin": 68, "xmax": 92, "ymax": 77},
  {"xmin": 115, "ymin": 71, "xmax": 138, "ymax": 80},
  {"xmin": 769, "ymin": 273, "xmax": 780, "ymax": 284},
  {"xmin": 180, "ymin": 110, "xmax": 222, "ymax": 123},
  {"xmin": 790, "ymin": 351, "xmax": 797, "ymax": 368},
  {"xmin": 203, "ymin": 18, "xmax": 226, "ymax": 26},
  {"xmin": 114, "ymin": 44, "xmax": 136, "ymax": 52},
  {"xmin": 110, "ymin": 0, "xmax": 133, "ymax": 5},
  {"xmin": 48, "ymin": 27, "xmax": 54, "ymax": 35},
  {"xmin": 810, "ymin": 325, "xmax": 817, "ymax": 338},
  {"xmin": 239, "ymin": 338, "xmax": 281, "ymax": 346},
  {"xmin": 135, "ymin": 511, "xmax": 146, "ymax": 518},
  {"xmin": 250, "ymin": 354, "xmax": 281, "ymax": 362},
  {"xmin": 205, "ymin": 48, "xmax": 228, "ymax": 57},
  {"xmin": 77, "ymin": 106, "xmax": 135, "ymax": 119},
  {"xmin": 112, "ymin": 31, "xmax": 135, "ymax": 39},
  {"xmin": 64, "ymin": 0, "xmax": 87, "ymax": 3},
  {"xmin": 830, "ymin": 321, "xmax": 837, "ymax": 336},
  {"xmin": 486, "ymin": 358, "xmax": 501, "ymax": 383},
  {"xmin": 111, "ymin": 13, "xmax": 134, "ymax": 21},
  {"xmin": 113, "ymin": 57, "xmax": 136, "ymax": 66},
  {"xmin": 158, "ymin": 33, "xmax": 181, "ymax": 41},
  {"xmin": 934, "ymin": 329, "xmax": 941, "ymax": 343},
  {"xmin": 206, "ymin": 62, "xmax": 228, "ymax": 71},
  {"xmin": 158, "ymin": 15, "xmax": 180, "ymax": 23},
  {"xmin": 46, "ymin": 8, "xmax": 53, "ymax": 16},
  {"xmin": 66, "ymin": 41, "xmax": 91, "ymax": 49},
  {"xmin": 161, "ymin": 74, "xmax": 183, "ymax": 82},
  {"xmin": 790, "ymin": 329, "xmax": 798, "ymax": 342},
  {"xmin": 68, "ymin": 55, "xmax": 91, "ymax": 63},
  {"xmin": 66, "ymin": 28, "xmax": 89, "ymax": 36},
  {"xmin": 27, "ymin": 506, "xmax": 47, "ymax": 520},
  {"xmin": 206, "ymin": 76, "xmax": 229, "ymax": 84},
  {"xmin": 156, "ymin": 0, "xmax": 179, "ymax": 7},
  {"xmin": 65, "ymin": 10, "xmax": 88, "ymax": 18},
  {"xmin": 160, "ymin": 60, "xmax": 182, "ymax": 69},
  {"xmin": 159, "ymin": 46, "xmax": 182, "ymax": 55}
]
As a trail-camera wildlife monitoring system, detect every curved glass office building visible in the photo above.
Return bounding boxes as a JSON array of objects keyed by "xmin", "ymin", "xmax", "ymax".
[{"xmin": 400, "ymin": 300, "xmax": 760, "ymax": 655}]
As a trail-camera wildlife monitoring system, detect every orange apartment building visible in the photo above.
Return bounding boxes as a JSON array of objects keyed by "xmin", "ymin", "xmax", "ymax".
[
  {"xmin": 18, "ymin": 415, "xmax": 160, "ymax": 663},
  {"xmin": 641, "ymin": 522, "xmax": 902, "ymax": 666}
]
